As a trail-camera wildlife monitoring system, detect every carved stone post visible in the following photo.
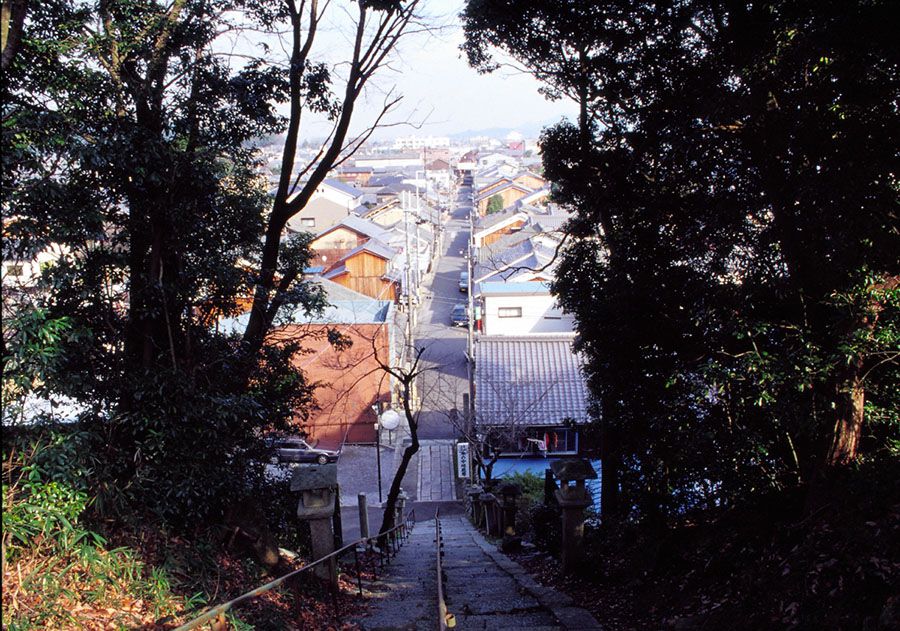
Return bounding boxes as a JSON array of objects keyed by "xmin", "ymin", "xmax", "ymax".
[
  {"xmin": 292, "ymin": 464, "xmax": 339, "ymax": 583},
  {"xmin": 550, "ymin": 459, "xmax": 598, "ymax": 575},
  {"xmin": 395, "ymin": 488, "xmax": 408, "ymax": 527},
  {"xmin": 480, "ymin": 492, "xmax": 498, "ymax": 535},
  {"xmin": 497, "ymin": 481, "xmax": 522, "ymax": 552},
  {"xmin": 467, "ymin": 484, "xmax": 483, "ymax": 527}
]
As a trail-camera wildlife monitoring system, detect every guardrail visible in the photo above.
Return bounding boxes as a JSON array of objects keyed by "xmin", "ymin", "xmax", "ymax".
[
  {"xmin": 435, "ymin": 507, "xmax": 456, "ymax": 630},
  {"xmin": 176, "ymin": 509, "xmax": 416, "ymax": 630}
]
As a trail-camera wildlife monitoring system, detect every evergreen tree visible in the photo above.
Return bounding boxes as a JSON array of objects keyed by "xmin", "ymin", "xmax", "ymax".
[{"xmin": 464, "ymin": 0, "xmax": 900, "ymax": 521}]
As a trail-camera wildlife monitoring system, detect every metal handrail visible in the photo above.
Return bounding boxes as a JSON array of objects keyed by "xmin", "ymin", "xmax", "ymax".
[
  {"xmin": 436, "ymin": 507, "xmax": 456, "ymax": 630},
  {"xmin": 176, "ymin": 509, "xmax": 416, "ymax": 630}
]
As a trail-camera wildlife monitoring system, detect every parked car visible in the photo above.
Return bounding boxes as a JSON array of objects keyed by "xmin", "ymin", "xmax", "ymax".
[
  {"xmin": 265, "ymin": 437, "xmax": 339, "ymax": 465},
  {"xmin": 450, "ymin": 303, "xmax": 468, "ymax": 327},
  {"xmin": 459, "ymin": 271, "xmax": 469, "ymax": 292}
]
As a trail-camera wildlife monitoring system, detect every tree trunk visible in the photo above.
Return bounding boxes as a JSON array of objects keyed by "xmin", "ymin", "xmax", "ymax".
[
  {"xmin": 379, "ymin": 381, "xmax": 419, "ymax": 536},
  {"xmin": 378, "ymin": 439, "xmax": 418, "ymax": 536},
  {"xmin": 827, "ymin": 355, "xmax": 866, "ymax": 465},
  {"xmin": 599, "ymin": 417, "xmax": 620, "ymax": 521},
  {"xmin": 0, "ymin": 0, "xmax": 26, "ymax": 71}
]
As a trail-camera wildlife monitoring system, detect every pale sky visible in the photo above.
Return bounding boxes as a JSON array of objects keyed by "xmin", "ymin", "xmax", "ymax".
[{"xmin": 286, "ymin": 0, "xmax": 579, "ymax": 140}]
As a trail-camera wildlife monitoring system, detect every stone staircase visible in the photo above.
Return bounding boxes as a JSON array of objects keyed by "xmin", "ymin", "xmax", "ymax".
[{"xmin": 353, "ymin": 512, "xmax": 602, "ymax": 630}]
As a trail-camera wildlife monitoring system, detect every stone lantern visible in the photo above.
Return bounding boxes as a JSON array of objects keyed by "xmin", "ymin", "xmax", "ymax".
[
  {"xmin": 550, "ymin": 459, "xmax": 597, "ymax": 575},
  {"xmin": 479, "ymin": 489, "xmax": 499, "ymax": 536},
  {"xmin": 496, "ymin": 481, "xmax": 522, "ymax": 552},
  {"xmin": 466, "ymin": 484, "xmax": 484, "ymax": 527},
  {"xmin": 291, "ymin": 463, "xmax": 338, "ymax": 583}
]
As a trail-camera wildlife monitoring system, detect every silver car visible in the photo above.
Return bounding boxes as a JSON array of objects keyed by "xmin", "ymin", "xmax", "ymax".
[{"xmin": 266, "ymin": 437, "xmax": 339, "ymax": 465}]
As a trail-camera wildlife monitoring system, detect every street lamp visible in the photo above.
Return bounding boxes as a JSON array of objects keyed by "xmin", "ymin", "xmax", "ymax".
[{"xmin": 373, "ymin": 406, "xmax": 402, "ymax": 504}]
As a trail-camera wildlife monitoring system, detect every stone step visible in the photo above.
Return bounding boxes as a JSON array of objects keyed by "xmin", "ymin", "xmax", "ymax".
[{"xmin": 351, "ymin": 517, "xmax": 603, "ymax": 631}]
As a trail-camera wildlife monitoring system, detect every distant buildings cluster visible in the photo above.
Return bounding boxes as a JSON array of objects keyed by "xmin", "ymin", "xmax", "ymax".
[
  {"xmin": 3, "ymin": 131, "xmax": 590, "ymax": 456},
  {"xmin": 463, "ymin": 154, "xmax": 591, "ymax": 460}
]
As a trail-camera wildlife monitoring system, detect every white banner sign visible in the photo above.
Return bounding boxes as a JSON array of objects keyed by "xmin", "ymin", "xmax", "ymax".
[{"xmin": 456, "ymin": 442, "xmax": 470, "ymax": 479}]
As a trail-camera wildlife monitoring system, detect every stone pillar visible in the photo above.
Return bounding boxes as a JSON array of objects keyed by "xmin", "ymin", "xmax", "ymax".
[
  {"xmin": 480, "ymin": 492, "xmax": 499, "ymax": 536},
  {"xmin": 395, "ymin": 489, "xmax": 408, "ymax": 527},
  {"xmin": 358, "ymin": 493, "xmax": 369, "ymax": 539},
  {"xmin": 550, "ymin": 459, "xmax": 598, "ymax": 575},
  {"xmin": 555, "ymin": 487, "xmax": 591, "ymax": 574},
  {"xmin": 467, "ymin": 484, "xmax": 483, "ymax": 527},
  {"xmin": 291, "ymin": 464, "xmax": 339, "ymax": 583},
  {"xmin": 497, "ymin": 481, "xmax": 522, "ymax": 552},
  {"xmin": 496, "ymin": 481, "xmax": 521, "ymax": 535}
]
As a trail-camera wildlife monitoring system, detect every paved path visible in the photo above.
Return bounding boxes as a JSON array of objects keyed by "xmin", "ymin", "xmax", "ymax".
[
  {"xmin": 416, "ymin": 440, "xmax": 457, "ymax": 501},
  {"xmin": 353, "ymin": 514, "xmax": 602, "ymax": 630}
]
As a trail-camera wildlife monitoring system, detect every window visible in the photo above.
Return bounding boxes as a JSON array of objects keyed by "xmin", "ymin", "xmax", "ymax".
[
  {"xmin": 300, "ymin": 218, "xmax": 316, "ymax": 228},
  {"xmin": 497, "ymin": 306, "xmax": 522, "ymax": 318},
  {"xmin": 520, "ymin": 428, "xmax": 578, "ymax": 454},
  {"xmin": 5, "ymin": 264, "xmax": 24, "ymax": 277}
]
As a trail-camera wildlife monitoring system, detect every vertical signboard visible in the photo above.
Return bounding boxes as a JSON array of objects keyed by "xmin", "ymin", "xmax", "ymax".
[{"xmin": 456, "ymin": 442, "xmax": 470, "ymax": 479}]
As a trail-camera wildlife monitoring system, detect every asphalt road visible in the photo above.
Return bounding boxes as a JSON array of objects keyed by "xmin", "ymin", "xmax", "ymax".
[{"xmin": 414, "ymin": 186, "xmax": 473, "ymax": 440}]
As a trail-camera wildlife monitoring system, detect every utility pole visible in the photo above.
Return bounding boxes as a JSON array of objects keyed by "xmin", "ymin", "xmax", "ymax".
[
  {"xmin": 403, "ymin": 191, "xmax": 413, "ymax": 350},
  {"xmin": 467, "ymin": 186, "xmax": 476, "ymax": 421},
  {"xmin": 414, "ymin": 190, "xmax": 422, "ymax": 287}
]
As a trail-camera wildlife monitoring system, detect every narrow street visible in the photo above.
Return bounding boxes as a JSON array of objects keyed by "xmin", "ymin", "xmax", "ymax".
[
  {"xmin": 414, "ymin": 184, "xmax": 473, "ymax": 440},
  {"xmin": 338, "ymin": 185, "xmax": 472, "ymax": 530}
]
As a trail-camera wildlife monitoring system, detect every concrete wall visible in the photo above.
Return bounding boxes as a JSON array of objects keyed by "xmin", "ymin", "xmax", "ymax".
[
  {"xmin": 481, "ymin": 293, "xmax": 575, "ymax": 336},
  {"xmin": 287, "ymin": 197, "xmax": 349, "ymax": 233},
  {"xmin": 315, "ymin": 184, "xmax": 361, "ymax": 210}
]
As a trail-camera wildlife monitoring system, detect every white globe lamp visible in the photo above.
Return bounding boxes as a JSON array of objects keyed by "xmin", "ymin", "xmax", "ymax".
[{"xmin": 379, "ymin": 408, "xmax": 401, "ymax": 431}]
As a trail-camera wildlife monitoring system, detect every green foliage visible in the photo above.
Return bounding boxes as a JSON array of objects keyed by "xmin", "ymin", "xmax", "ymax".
[
  {"xmin": 504, "ymin": 471, "xmax": 543, "ymax": 504},
  {"xmin": 1, "ymin": 0, "xmax": 326, "ymax": 526},
  {"xmin": 498, "ymin": 472, "xmax": 558, "ymax": 550},
  {"xmin": 486, "ymin": 193, "xmax": 504, "ymax": 214},
  {"xmin": 1, "ymin": 308, "xmax": 75, "ymax": 424},
  {"xmin": 1, "ymin": 429, "xmax": 188, "ymax": 629},
  {"xmin": 464, "ymin": 0, "xmax": 900, "ymax": 523}
]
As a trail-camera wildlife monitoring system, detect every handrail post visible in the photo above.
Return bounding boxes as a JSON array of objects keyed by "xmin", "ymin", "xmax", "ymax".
[
  {"xmin": 330, "ymin": 571, "xmax": 340, "ymax": 626},
  {"xmin": 354, "ymin": 546, "xmax": 363, "ymax": 597},
  {"xmin": 174, "ymin": 509, "xmax": 417, "ymax": 631}
]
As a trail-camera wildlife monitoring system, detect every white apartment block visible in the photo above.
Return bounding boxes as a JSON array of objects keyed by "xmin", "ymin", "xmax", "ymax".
[{"xmin": 392, "ymin": 135, "xmax": 451, "ymax": 150}]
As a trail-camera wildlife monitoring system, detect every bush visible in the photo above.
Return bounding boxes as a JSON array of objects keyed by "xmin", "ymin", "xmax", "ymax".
[
  {"xmin": 2, "ymin": 428, "xmax": 192, "ymax": 629},
  {"xmin": 496, "ymin": 471, "xmax": 562, "ymax": 551},
  {"xmin": 530, "ymin": 504, "xmax": 562, "ymax": 554}
]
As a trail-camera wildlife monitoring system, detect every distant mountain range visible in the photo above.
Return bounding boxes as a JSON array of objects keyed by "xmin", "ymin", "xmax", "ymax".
[{"xmin": 447, "ymin": 119, "xmax": 567, "ymax": 140}]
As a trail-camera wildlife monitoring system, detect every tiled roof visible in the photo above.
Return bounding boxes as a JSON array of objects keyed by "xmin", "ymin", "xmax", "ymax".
[
  {"xmin": 322, "ymin": 264, "xmax": 348, "ymax": 279},
  {"xmin": 515, "ymin": 187, "xmax": 550, "ymax": 207},
  {"xmin": 334, "ymin": 215, "xmax": 391, "ymax": 241},
  {"xmin": 478, "ymin": 226, "xmax": 540, "ymax": 260},
  {"xmin": 343, "ymin": 238, "xmax": 397, "ymax": 262},
  {"xmin": 323, "ymin": 178, "xmax": 364, "ymax": 199},
  {"xmin": 475, "ymin": 239, "xmax": 533, "ymax": 279},
  {"xmin": 368, "ymin": 174, "xmax": 404, "ymax": 188},
  {"xmin": 480, "ymin": 281, "xmax": 551, "ymax": 296},
  {"xmin": 474, "ymin": 182, "xmax": 532, "ymax": 202},
  {"xmin": 475, "ymin": 335, "xmax": 589, "ymax": 427},
  {"xmin": 475, "ymin": 209, "xmax": 527, "ymax": 232},
  {"xmin": 477, "ymin": 176, "xmax": 514, "ymax": 196},
  {"xmin": 530, "ymin": 219, "xmax": 567, "ymax": 234},
  {"xmin": 378, "ymin": 183, "xmax": 418, "ymax": 196},
  {"xmin": 303, "ymin": 278, "xmax": 392, "ymax": 324}
]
